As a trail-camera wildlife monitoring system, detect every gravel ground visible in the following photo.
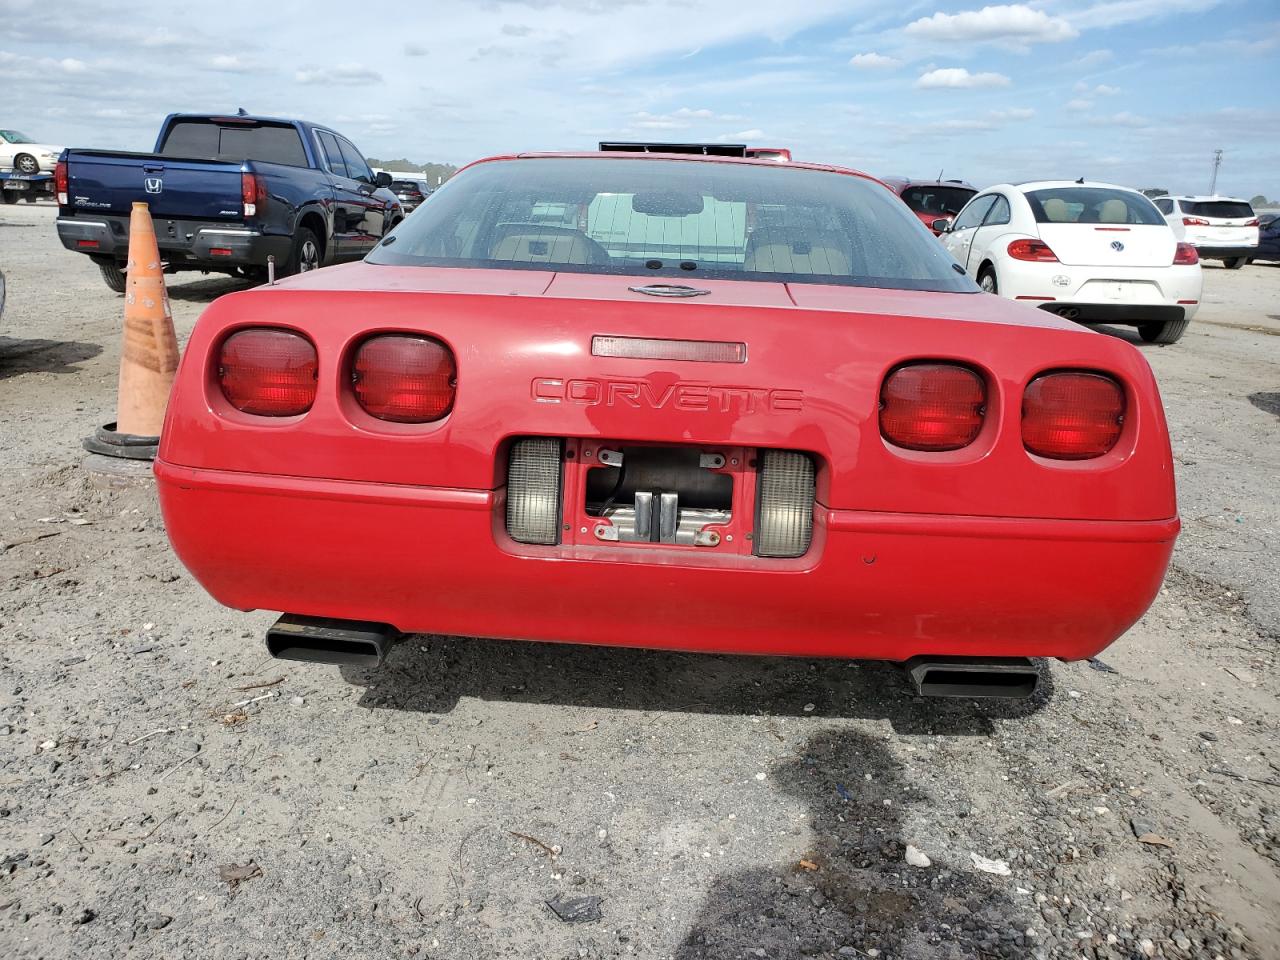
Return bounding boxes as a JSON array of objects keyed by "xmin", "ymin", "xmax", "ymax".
[{"xmin": 2, "ymin": 200, "xmax": 1278, "ymax": 960}]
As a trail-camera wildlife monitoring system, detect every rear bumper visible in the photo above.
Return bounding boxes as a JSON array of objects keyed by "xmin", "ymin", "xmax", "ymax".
[
  {"xmin": 1191, "ymin": 244, "xmax": 1258, "ymax": 259},
  {"xmin": 55, "ymin": 214, "xmax": 292, "ymax": 267},
  {"xmin": 1036, "ymin": 302, "xmax": 1187, "ymax": 325},
  {"xmin": 155, "ymin": 461, "xmax": 1179, "ymax": 662}
]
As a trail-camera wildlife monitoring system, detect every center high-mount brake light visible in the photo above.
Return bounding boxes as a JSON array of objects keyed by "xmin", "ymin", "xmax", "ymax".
[
  {"xmin": 1007, "ymin": 239, "xmax": 1059, "ymax": 262},
  {"xmin": 1173, "ymin": 242, "xmax": 1199, "ymax": 265},
  {"xmin": 1022, "ymin": 371, "xmax": 1124, "ymax": 460},
  {"xmin": 241, "ymin": 172, "xmax": 263, "ymax": 218},
  {"xmin": 880, "ymin": 362, "xmax": 986, "ymax": 452},
  {"xmin": 218, "ymin": 328, "xmax": 317, "ymax": 416},
  {"xmin": 55, "ymin": 160, "xmax": 68, "ymax": 206},
  {"xmin": 1182, "ymin": 217, "xmax": 1208, "ymax": 226},
  {"xmin": 352, "ymin": 334, "xmax": 456, "ymax": 423}
]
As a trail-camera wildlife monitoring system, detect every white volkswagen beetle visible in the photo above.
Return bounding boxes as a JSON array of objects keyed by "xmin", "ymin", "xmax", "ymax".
[
  {"xmin": 0, "ymin": 129, "xmax": 64, "ymax": 175},
  {"xmin": 940, "ymin": 180, "xmax": 1202, "ymax": 344}
]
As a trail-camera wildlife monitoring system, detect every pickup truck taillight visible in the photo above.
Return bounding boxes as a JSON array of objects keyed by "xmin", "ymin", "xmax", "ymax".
[
  {"xmin": 55, "ymin": 160, "xmax": 68, "ymax": 206},
  {"xmin": 218, "ymin": 328, "xmax": 317, "ymax": 416},
  {"xmin": 1022, "ymin": 372, "xmax": 1124, "ymax": 461},
  {"xmin": 241, "ymin": 172, "xmax": 264, "ymax": 218},
  {"xmin": 352, "ymin": 334, "xmax": 456, "ymax": 423}
]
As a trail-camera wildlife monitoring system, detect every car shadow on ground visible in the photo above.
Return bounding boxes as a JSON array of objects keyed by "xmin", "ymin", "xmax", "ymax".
[
  {"xmin": 1248, "ymin": 392, "xmax": 1280, "ymax": 419},
  {"xmin": 0, "ymin": 336, "xmax": 102, "ymax": 380},
  {"xmin": 672, "ymin": 728, "xmax": 1033, "ymax": 958},
  {"xmin": 164, "ymin": 275, "xmax": 255, "ymax": 303},
  {"xmin": 341, "ymin": 634, "xmax": 1055, "ymax": 736}
]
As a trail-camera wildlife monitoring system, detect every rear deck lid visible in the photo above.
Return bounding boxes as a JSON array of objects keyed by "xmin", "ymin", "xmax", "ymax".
[{"xmin": 1036, "ymin": 223, "xmax": 1175, "ymax": 268}]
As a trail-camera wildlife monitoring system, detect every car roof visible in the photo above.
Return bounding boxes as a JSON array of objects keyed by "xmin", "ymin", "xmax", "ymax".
[
  {"xmin": 1160, "ymin": 194, "xmax": 1252, "ymax": 203},
  {"xmin": 880, "ymin": 176, "xmax": 976, "ymax": 191},
  {"xmin": 1006, "ymin": 180, "xmax": 1144, "ymax": 193},
  {"xmin": 458, "ymin": 151, "xmax": 888, "ymax": 189}
]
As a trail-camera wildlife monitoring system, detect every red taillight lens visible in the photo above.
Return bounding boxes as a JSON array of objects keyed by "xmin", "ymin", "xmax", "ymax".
[
  {"xmin": 218, "ymin": 328, "xmax": 317, "ymax": 416},
  {"xmin": 1243, "ymin": 218, "xmax": 1260, "ymax": 227},
  {"xmin": 1173, "ymin": 242, "xmax": 1199, "ymax": 265},
  {"xmin": 1007, "ymin": 239, "xmax": 1059, "ymax": 262},
  {"xmin": 352, "ymin": 334, "xmax": 456, "ymax": 423},
  {"xmin": 241, "ymin": 172, "xmax": 263, "ymax": 217},
  {"xmin": 1022, "ymin": 372, "xmax": 1124, "ymax": 461},
  {"xmin": 55, "ymin": 160, "xmax": 68, "ymax": 205},
  {"xmin": 1182, "ymin": 216, "xmax": 1208, "ymax": 226},
  {"xmin": 880, "ymin": 362, "xmax": 986, "ymax": 451}
]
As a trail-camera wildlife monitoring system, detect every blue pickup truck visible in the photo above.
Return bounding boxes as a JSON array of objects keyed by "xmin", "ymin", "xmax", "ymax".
[{"xmin": 55, "ymin": 112, "xmax": 403, "ymax": 291}]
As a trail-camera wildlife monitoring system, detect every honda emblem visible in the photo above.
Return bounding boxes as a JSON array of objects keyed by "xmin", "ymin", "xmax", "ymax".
[{"xmin": 144, "ymin": 177, "xmax": 163, "ymax": 194}]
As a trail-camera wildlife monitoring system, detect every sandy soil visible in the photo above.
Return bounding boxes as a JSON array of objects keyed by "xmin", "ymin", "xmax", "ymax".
[{"xmin": 1, "ymin": 200, "xmax": 1278, "ymax": 960}]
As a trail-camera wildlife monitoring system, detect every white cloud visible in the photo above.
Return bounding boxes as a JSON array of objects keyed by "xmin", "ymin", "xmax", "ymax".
[
  {"xmin": 1066, "ymin": 98, "xmax": 1093, "ymax": 110},
  {"xmin": 208, "ymin": 54, "xmax": 255, "ymax": 73},
  {"xmin": 1069, "ymin": 49, "xmax": 1113, "ymax": 68},
  {"xmin": 719, "ymin": 129, "xmax": 766, "ymax": 140},
  {"xmin": 850, "ymin": 52, "xmax": 901, "ymax": 68},
  {"xmin": 404, "ymin": 42, "xmax": 428, "ymax": 57},
  {"xmin": 991, "ymin": 107, "xmax": 1035, "ymax": 120},
  {"xmin": 1069, "ymin": 0, "xmax": 1223, "ymax": 30},
  {"xmin": 1089, "ymin": 111, "xmax": 1151, "ymax": 128},
  {"xmin": 915, "ymin": 67, "xmax": 1011, "ymax": 89},
  {"xmin": 295, "ymin": 63, "xmax": 382, "ymax": 85},
  {"xmin": 904, "ymin": 4, "xmax": 1077, "ymax": 44},
  {"xmin": 629, "ymin": 107, "xmax": 730, "ymax": 130},
  {"xmin": 1093, "ymin": 84, "xmax": 1120, "ymax": 96}
]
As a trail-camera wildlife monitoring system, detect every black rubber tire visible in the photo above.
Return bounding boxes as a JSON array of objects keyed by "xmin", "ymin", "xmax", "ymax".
[
  {"xmin": 98, "ymin": 261, "xmax": 127, "ymax": 293},
  {"xmin": 283, "ymin": 226, "xmax": 322, "ymax": 276},
  {"xmin": 977, "ymin": 265, "xmax": 998, "ymax": 295},
  {"xmin": 81, "ymin": 422, "xmax": 159, "ymax": 460},
  {"xmin": 1138, "ymin": 318, "xmax": 1191, "ymax": 344},
  {"xmin": 1, "ymin": 190, "xmax": 17, "ymax": 204},
  {"xmin": 13, "ymin": 153, "xmax": 39, "ymax": 174},
  {"xmin": 1223, "ymin": 257, "xmax": 1246, "ymax": 270}
]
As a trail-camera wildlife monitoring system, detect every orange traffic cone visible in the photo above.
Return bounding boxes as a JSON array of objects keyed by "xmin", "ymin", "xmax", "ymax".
[{"xmin": 83, "ymin": 202, "xmax": 180, "ymax": 460}]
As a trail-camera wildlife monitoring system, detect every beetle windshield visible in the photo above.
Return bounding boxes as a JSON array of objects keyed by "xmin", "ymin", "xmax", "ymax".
[{"xmin": 368, "ymin": 157, "xmax": 976, "ymax": 292}]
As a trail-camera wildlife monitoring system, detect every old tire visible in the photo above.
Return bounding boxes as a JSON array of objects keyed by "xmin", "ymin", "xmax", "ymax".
[
  {"xmin": 1222, "ymin": 257, "xmax": 1246, "ymax": 270},
  {"xmin": 13, "ymin": 153, "xmax": 39, "ymax": 174},
  {"xmin": 1138, "ymin": 317, "xmax": 1191, "ymax": 344},
  {"xmin": 98, "ymin": 261, "xmax": 127, "ymax": 293},
  {"xmin": 977, "ymin": 265, "xmax": 998, "ymax": 295},
  {"xmin": 1, "ymin": 190, "xmax": 17, "ymax": 204},
  {"xmin": 283, "ymin": 227, "xmax": 322, "ymax": 276}
]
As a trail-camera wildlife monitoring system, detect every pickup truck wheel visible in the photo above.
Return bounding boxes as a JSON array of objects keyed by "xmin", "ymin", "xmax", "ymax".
[
  {"xmin": 1138, "ymin": 317, "xmax": 1190, "ymax": 344},
  {"xmin": 1, "ymin": 190, "xmax": 17, "ymax": 205},
  {"xmin": 13, "ymin": 153, "xmax": 39, "ymax": 174},
  {"xmin": 98, "ymin": 261, "xmax": 128, "ymax": 294},
  {"xmin": 284, "ymin": 227, "xmax": 322, "ymax": 276}
]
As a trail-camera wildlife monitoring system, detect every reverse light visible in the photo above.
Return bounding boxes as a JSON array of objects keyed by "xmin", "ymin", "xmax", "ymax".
[
  {"xmin": 352, "ymin": 334, "xmax": 456, "ymax": 423},
  {"xmin": 1007, "ymin": 239, "xmax": 1059, "ymax": 262},
  {"xmin": 1173, "ymin": 242, "xmax": 1199, "ymax": 265},
  {"xmin": 506, "ymin": 437, "xmax": 563, "ymax": 545},
  {"xmin": 241, "ymin": 171, "xmax": 263, "ymax": 217},
  {"xmin": 880, "ymin": 362, "xmax": 986, "ymax": 452},
  {"xmin": 55, "ymin": 160, "xmax": 68, "ymax": 205},
  {"xmin": 1022, "ymin": 372, "xmax": 1124, "ymax": 461},
  {"xmin": 755, "ymin": 450, "xmax": 815, "ymax": 558},
  {"xmin": 1182, "ymin": 216, "xmax": 1209, "ymax": 226},
  {"xmin": 218, "ymin": 328, "xmax": 317, "ymax": 416}
]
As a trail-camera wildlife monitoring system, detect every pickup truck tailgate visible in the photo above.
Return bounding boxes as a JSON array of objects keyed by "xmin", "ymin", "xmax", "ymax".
[{"xmin": 66, "ymin": 150, "xmax": 245, "ymax": 221}]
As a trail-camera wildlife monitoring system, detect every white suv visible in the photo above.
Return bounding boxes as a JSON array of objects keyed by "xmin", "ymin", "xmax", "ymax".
[{"xmin": 1152, "ymin": 195, "xmax": 1259, "ymax": 269}]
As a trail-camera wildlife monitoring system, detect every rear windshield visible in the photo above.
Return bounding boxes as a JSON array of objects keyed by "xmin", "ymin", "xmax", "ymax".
[
  {"xmin": 391, "ymin": 181, "xmax": 423, "ymax": 191},
  {"xmin": 1026, "ymin": 187, "xmax": 1163, "ymax": 226},
  {"xmin": 901, "ymin": 185, "xmax": 975, "ymax": 217},
  {"xmin": 158, "ymin": 120, "xmax": 308, "ymax": 167},
  {"xmin": 1181, "ymin": 200, "xmax": 1254, "ymax": 219},
  {"xmin": 368, "ymin": 157, "xmax": 976, "ymax": 292}
]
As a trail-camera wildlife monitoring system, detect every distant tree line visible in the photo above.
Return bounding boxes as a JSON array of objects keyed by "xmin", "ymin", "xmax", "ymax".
[{"xmin": 367, "ymin": 158, "xmax": 458, "ymax": 186}]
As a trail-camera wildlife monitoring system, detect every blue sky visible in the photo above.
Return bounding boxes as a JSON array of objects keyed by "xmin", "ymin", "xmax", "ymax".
[{"xmin": 3, "ymin": 0, "xmax": 1278, "ymax": 198}]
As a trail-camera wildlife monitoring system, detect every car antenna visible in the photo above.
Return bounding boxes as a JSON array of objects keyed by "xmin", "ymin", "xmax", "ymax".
[
  {"xmin": 237, "ymin": 107, "xmax": 248, "ymax": 117},
  {"xmin": 1076, "ymin": 176, "xmax": 1085, "ymax": 184},
  {"xmin": 937, "ymin": 168, "xmax": 944, "ymax": 182}
]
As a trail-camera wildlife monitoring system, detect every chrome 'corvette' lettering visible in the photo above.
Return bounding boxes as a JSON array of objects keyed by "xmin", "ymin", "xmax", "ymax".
[{"xmin": 532, "ymin": 377, "xmax": 803, "ymax": 413}]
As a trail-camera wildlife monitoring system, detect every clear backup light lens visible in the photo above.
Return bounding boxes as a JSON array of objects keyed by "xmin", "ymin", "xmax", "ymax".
[
  {"xmin": 506, "ymin": 437, "xmax": 563, "ymax": 545},
  {"xmin": 218, "ymin": 328, "xmax": 318, "ymax": 416},
  {"xmin": 755, "ymin": 450, "xmax": 815, "ymax": 558},
  {"xmin": 1173, "ymin": 242, "xmax": 1199, "ymax": 265},
  {"xmin": 1022, "ymin": 372, "xmax": 1125, "ymax": 460},
  {"xmin": 879, "ymin": 362, "xmax": 986, "ymax": 452},
  {"xmin": 352, "ymin": 334, "xmax": 456, "ymax": 423}
]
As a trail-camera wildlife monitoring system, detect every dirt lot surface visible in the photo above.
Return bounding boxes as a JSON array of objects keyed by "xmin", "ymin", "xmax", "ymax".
[{"xmin": 2, "ymin": 201, "xmax": 1278, "ymax": 960}]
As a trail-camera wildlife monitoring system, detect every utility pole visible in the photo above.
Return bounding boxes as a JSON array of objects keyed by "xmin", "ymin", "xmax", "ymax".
[{"xmin": 1208, "ymin": 149, "xmax": 1223, "ymax": 196}]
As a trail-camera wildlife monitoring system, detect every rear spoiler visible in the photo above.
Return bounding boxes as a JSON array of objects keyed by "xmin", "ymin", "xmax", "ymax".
[{"xmin": 599, "ymin": 142, "xmax": 746, "ymax": 157}]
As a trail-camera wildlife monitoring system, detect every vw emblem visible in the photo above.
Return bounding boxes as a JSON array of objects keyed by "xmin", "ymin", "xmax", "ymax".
[
  {"xmin": 144, "ymin": 177, "xmax": 163, "ymax": 194},
  {"xmin": 1110, "ymin": 240, "xmax": 1125, "ymax": 252}
]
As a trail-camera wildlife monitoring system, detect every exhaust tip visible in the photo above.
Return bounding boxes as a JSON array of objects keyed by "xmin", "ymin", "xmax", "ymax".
[
  {"xmin": 265, "ymin": 614, "xmax": 401, "ymax": 668},
  {"xmin": 904, "ymin": 656, "xmax": 1039, "ymax": 700}
]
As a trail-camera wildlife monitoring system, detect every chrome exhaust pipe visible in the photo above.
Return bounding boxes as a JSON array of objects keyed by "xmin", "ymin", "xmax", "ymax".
[
  {"xmin": 904, "ymin": 656, "xmax": 1039, "ymax": 699},
  {"xmin": 1058, "ymin": 307, "xmax": 1080, "ymax": 320},
  {"xmin": 265, "ymin": 614, "xmax": 401, "ymax": 668}
]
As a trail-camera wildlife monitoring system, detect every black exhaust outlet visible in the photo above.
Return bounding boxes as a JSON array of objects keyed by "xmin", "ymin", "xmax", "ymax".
[
  {"xmin": 904, "ymin": 656, "xmax": 1039, "ymax": 700},
  {"xmin": 265, "ymin": 614, "xmax": 401, "ymax": 668}
]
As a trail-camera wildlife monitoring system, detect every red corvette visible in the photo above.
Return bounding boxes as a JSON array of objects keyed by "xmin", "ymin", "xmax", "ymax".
[{"xmin": 155, "ymin": 147, "xmax": 1178, "ymax": 699}]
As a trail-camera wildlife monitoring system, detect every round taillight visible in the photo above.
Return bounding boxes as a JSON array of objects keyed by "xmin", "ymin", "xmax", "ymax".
[
  {"xmin": 352, "ymin": 334, "xmax": 456, "ymax": 423},
  {"xmin": 1022, "ymin": 372, "xmax": 1125, "ymax": 460},
  {"xmin": 879, "ymin": 362, "xmax": 986, "ymax": 451},
  {"xmin": 218, "ymin": 328, "xmax": 317, "ymax": 416}
]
